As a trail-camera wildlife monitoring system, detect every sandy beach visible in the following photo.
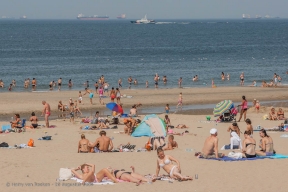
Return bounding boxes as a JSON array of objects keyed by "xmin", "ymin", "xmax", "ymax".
[{"xmin": 1, "ymin": 87, "xmax": 288, "ymax": 192}]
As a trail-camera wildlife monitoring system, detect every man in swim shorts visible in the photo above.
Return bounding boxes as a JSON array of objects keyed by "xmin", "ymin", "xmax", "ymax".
[
  {"xmin": 41, "ymin": 101, "xmax": 51, "ymax": 128},
  {"xmin": 199, "ymin": 128, "xmax": 224, "ymax": 159},
  {"xmin": 58, "ymin": 78, "xmax": 62, "ymax": 91}
]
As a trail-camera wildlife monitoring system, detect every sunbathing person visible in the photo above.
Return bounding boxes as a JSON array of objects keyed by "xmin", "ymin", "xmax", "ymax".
[
  {"xmin": 261, "ymin": 81, "xmax": 268, "ymax": 87},
  {"xmin": 156, "ymin": 148, "xmax": 192, "ymax": 181},
  {"xmin": 167, "ymin": 128, "xmax": 184, "ymax": 136},
  {"xmin": 195, "ymin": 128, "xmax": 224, "ymax": 159},
  {"xmin": 269, "ymin": 108, "xmax": 278, "ymax": 120},
  {"xmin": 277, "ymin": 108, "xmax": 285, "ymax": 120},
  {"xmin": 89, "ymin": 130, "xmax": 113, "ymax": 152},
  {"xmin": 78, "ymin": 134, "xmax": 91, "ymax": 153},
  {"xmin": 176, "ymin": 124, "xmax": 188, "ymax": 129},
  {"xmin": 245, "ymin": 118, "xmax": 253, "ymax": 137},
  {"xmin": 227, "ymin": 122, "xmax": 241, "ymax": 136},
  {"xmin": 108, "ymin": 166, "xmax": 156, "ymax": 185},
  {"xmin": 256, "ymin": 129, "xmax": 275, "ymax": 156},
  {"xmin": 242, "ymin": 130, "xmax": 256, "ymax": 158},
  {"xmin": 71, "ymin": 163, "xmax": 118, "ymax": 185},
  {"xmin": 162, "ymin": 135, "xmax": 178, "ymax": 150},
  {"xmin": 29, "ymin": 112, "xmax": 38, "ymax": 128},
  {"xmin": 10, "ymin": 114, "xmax": 22, "ymax": 128},
  {"xmin": 98, "ymin": 120, "xmax": 110, "ymax": 129}
]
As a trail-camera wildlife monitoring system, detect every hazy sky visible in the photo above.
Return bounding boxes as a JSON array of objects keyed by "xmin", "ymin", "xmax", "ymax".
[{"xmin": 0, "ymin": 0, "xmax": 287, "ymax": 19}]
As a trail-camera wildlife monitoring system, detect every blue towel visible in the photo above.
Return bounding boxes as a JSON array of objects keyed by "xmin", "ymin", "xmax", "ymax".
[
  {"xmin": 270, "ymin": 154, "xmax": 288, "ymax": 159},
  {"xmin": 200, "ymin": 156, "xmax": 271, "ymax": 161},
  {"xmin": 1, "ymin": 125, "xmax": 11, "ymax": 131}
]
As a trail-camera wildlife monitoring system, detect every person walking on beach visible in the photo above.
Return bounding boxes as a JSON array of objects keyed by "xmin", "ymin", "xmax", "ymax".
[
  {"xmin": 128, "ymin": 76, "xmax": 132, "ymax": 89},
  {"xmin": 31, "ymin": 78, "xmax": 37, "ymax": 91},
  {"xmin": 41, "ymin": 101, "xmax": 51, "ymax": 128},
  {"xmin": 116, "ymin": 88, "xmax": 121, "ymax": 104},
  {"xmin": 94, "ymin": 82, "xmax": 99, "ymax": 93},
  {"xmin": 176, "ymin": 92, "xmax": 183, "ymax": 110},
  {"xmin": 240, "ymin": 72, "xmax": 244, "ymax": 86},
  {"xmin": 110, "ymin": 87, "xmax": 116, "ymax": 102},
  {"xmin": 99, "ymin": 86, "xmax": 104, "ymax": 105},
  {"xmin": 118, "ymin": 78, "xmax": 122, "ymax": 89},
  {"xmin": 237, "ymin": 95, "xmax": 248, "ymax": 122},
  {"xmin": 178, "ymin": 77, "xmax": 183, "ymax": 88},
  {"xmin": 69, "ymin": 102, "xmax": 75, "ymax": 124},
  {"xmin": 58, "ymin": 78, "xmax": 62, "ymax": 91},
  {"xmin": 84, "ymin": 88, "xmax": 94, "ymax": 104}
]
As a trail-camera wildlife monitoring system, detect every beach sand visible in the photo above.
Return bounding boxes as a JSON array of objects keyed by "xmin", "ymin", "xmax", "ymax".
[{"xmin": 1, "ymin": 87, "xmax": 288, "ymax": 192}]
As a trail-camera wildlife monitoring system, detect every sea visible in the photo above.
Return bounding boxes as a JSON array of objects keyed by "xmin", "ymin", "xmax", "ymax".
[{"xmin": 0, "ymin": 19, "xmax": 288, "ymax": 92}]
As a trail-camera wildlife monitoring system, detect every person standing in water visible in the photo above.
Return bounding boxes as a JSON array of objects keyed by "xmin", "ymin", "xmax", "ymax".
[
  {"xmin": 178, "ymin": 77, "xmax": 183, "ymax": 88},
  {"xmin": 58, "ymin": 78, "xmax": 62, "ymax": 91},
  {"xmin": 118, "ymin": 78, "xmax": 122, "ymax": 89},
  {"xmin": 240, "ymin": 72, "xmax": 244, "ymax": 86}
]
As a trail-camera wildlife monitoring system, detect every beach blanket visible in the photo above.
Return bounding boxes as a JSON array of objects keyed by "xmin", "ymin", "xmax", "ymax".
[{"xmin": 70, "ymin": 177, "xmax": 115, "ymax": 185}]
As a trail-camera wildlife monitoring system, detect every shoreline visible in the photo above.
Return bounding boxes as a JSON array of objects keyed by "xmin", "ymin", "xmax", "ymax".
[{"xmin": 0, "ymin": 86, "xmax": 288, "ymax": 118}]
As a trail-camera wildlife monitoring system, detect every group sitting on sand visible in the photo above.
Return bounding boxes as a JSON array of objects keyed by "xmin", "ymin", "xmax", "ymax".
[{"xmin": 195, "ymin": 127, "xmax": 275, "ymax": 159}]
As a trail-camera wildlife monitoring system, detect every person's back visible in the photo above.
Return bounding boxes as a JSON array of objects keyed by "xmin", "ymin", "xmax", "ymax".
[
  {"xmin": 79, "ymin": 139, "xmax": 90, "ymax": 153},
  {"xmin": 202, "ymin": 136, "xmax": 216, "ymax": 155},
  {"xmin": 244, "ymin": 137, "xmax": 256, "ymax": 155},
  {"xmin": 263, "ymin": 137, "xmax": 274, "ymax": 153},
  {"xmin": 98, "ymin": 135, "xmax": 111, "ymax": 151}
]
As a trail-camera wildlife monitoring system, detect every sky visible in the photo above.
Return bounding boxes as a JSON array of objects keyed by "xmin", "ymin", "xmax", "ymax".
[{"xmin": 0, "ymin": 0, "xmax": 287, "ymax": 19}]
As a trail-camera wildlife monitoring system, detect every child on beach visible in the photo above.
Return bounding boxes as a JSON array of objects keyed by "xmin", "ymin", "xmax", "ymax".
[
  {"xmin": 211, "ymin": 79, "xmax": 216, "ymax": 88},
  {"xmin": 165, "ymin": 104, "xmax": 170, "ymax": 114},
  {"xmin": 146, "ymin": 81, "xmax": 149, "ymax": 88},
  {"xmin": 78, "ymin": 91, "xmax": 82, "ymax": 104},
  {"xmin": 176, "ymin": 92, "xmax": 183, "ymax": 110},
  {"xmin": 69, "ymin": 102, "xmax": 75, "ymax": 123},
  {"xmin": 255, "ymin": 100, "xmax": 260, "ymax": 113}
]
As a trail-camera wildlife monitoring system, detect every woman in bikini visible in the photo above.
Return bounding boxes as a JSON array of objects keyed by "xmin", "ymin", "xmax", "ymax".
[
  {"xmin": 110, "ymin": 87, "xmax": 116, "ymax": 102},
  {"xmin": 237, "ymin": 95, "xmax": 248, "ymax": 122},
  {"xmin": 245, "ymin": 118, "xmax": 253, "ymax": 137},
  {"xmin": 227, "ymin": 122, "xmax": 241, "ymax": 136},
  {"xmin": 109, "ymin": 166, "xmax": 155, "ymax": 186},
  {"xmin": 71, "ymin": 163, "xmax": 118, "ymax": 185},
  {"xmin": 156, "ymin": 148, "xmax": 192, "ymax": 181},
  {"xmin": 277, "ymin": 108, "xmax": 285, "ymax": 120},
  {"xmin": 10, "ymin": 114, "xmax": 22, "ymax": 128},
  {"xmin": 29, "ymin": 112, "xmax": 38, "ymax": 128},
  {"xmin": 256, "ymin": 129, "xmax": 275, "ymax": 156},
  {"xmin": 269, "ymin": 108, "xmax": 278, "ymax": 120},
  {"xmin": 242, "ymin": 130, "xmax": 256, "ymax": 158}
]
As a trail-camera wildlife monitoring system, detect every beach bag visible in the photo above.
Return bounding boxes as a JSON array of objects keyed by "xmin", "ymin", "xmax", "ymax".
[
  {"xmin": 59, "ymin": 168, "xmax": 73, "ymax": 181},
  {"xmin": 91, "ymin": 118, "xmax": 98, "ymax": 124},
  {"xmin": 228, "ymin": 151, "xmax": 242, "ymax": 159},
  {"xmin": 0, "ymin": 142, "xmax": 9, "ymax": 147},
  {"xmin": 28, "ymin": 139, "xmax": 34, "ymax": 147}
]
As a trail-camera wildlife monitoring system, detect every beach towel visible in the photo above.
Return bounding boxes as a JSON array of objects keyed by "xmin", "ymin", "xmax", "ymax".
[
  {"xmin": 70, "ymin": 177, "xmax": 115, "ymax": 185},
  {"xmin": 269, "ymin": 154, "xmax": 288, "ymax": 159},
  {"xmin": 1, "ymin": 125, "xmax": 11, "ymax": 131},
  {"xmin": 199, "ymin": 156, "xmax": 270, "ymax": 161}
]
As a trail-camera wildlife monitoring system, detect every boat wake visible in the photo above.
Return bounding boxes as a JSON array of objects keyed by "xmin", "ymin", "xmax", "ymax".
[{"xmin": 155, "ymin": 22, "xmax": 176, "ymax": 24}]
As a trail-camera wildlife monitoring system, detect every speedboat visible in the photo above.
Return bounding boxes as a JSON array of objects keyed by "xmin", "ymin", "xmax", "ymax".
[{"xmin": 130, "ymin": 15, "xmax": 155, "ymax": 24}]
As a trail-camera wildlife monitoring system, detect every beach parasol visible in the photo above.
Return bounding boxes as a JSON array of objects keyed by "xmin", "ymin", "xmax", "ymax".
[
  {"xmin": 106, "ymin": 102, "xmax": 123, "ymax": 114},
  {"xmin": 213, "ymin": 100, "xmax": 234, "ymax": 117}
]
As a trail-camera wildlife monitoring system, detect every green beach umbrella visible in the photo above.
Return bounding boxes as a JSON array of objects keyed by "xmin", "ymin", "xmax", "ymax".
[{"xmin": 213, "ymin": 100, "xmax": 234, "ymax": 117}]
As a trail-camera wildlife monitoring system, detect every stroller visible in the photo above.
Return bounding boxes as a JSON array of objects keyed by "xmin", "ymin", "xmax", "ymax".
[{"xmin": 222, "ymin": 108, "xmax": 238, "ymax": 122}]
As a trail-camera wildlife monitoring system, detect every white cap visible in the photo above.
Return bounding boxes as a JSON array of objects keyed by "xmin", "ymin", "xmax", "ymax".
[{"xmin": 210, "ymin": 128, "xmax": 217, "ymax": 134}]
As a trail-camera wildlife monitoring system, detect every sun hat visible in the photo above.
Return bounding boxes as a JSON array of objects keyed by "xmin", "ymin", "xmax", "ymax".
[{"xmin": 210, "ymin": 128, "xmax": 217, "ymax": 134}]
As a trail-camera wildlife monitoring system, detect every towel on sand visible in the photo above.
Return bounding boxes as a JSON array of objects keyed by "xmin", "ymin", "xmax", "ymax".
[
  {"xmin": 200, "ymin": 154, "xmax": 288, "ymax": 161},
  {"xmin": 70, "ymin": 177, "xmax": 115, "ymax": 185}
]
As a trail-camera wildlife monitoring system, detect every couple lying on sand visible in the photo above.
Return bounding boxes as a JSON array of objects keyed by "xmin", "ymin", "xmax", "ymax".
[
  {"xmin": 72, "ymin": 148, "xmax": 192, "ymax": 185},
  {"xmin": 195, "ymin": 128, "xmax": 275, "ymax": 159}
]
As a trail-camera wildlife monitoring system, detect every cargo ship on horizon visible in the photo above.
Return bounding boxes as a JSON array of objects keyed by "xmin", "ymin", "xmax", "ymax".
[
  {"xmin": 117, "ymin": 14, "xmax": 126, "ymax": 19},
  {"xmin": 77, "ymin": 13, "xmax": 109, "ymax": 20}
]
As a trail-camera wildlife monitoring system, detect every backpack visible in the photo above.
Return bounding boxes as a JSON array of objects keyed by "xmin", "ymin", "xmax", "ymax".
[
  {"xmin": 28, "ymin": 139, "xmax": 34, "ymax": 147},
  {"xmin": 0, "ymin": 142, "xmax": 9, "ymax": 147}
]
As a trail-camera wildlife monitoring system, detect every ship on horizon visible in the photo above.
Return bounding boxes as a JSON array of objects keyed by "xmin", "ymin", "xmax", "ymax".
[
  {"xmin": 117, "ymin": 14, "xmax": 126, "ymax": 19},
  {"xmin": 19, "ymin": 15, "xmax": 27, "ymax": 19},
  {"xmin": 242, "ymin": 14, "xmax": 262, "ymax": 19},
  {"xmin": 77, "ymin": 13, "xmax": 109, "ymax": 20},
  {"xmin": 131, "ymin": 15, "xmax": 155, "ymax": 24}
]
